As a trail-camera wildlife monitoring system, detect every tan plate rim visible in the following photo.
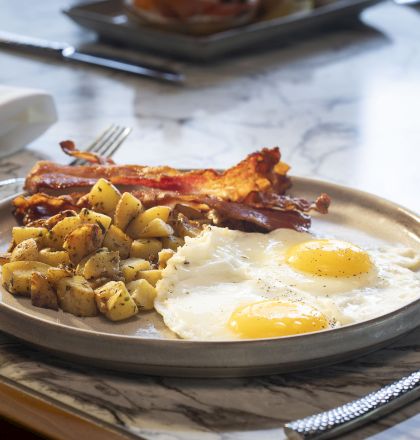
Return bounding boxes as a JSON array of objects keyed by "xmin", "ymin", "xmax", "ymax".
[{"xmin": 0, "ymin": 176, "xmax": 419, "ymax": 376}]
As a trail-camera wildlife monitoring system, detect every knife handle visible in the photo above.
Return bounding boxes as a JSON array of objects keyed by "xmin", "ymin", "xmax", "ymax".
[
  {"xmin": 0, "ymin": 31, "xmax": 67, "ymax": 57},
  {"xmin": 284, "ymin": 370, "xmax": 420, "ymax": 440},
  {"xmin": 62, "ymin": 47, "xmax": 184, "ymax": 83},
  {"xmin": 0, "ymin": 30, "xmax": 184, "ymax": 83}
]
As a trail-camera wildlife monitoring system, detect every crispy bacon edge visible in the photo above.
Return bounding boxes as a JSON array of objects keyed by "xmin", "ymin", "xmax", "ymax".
[
  {"xmin": 14, "ymin": 145, "xmax": 331, "ymax": 233},
  {"xmin": 59, "ymin": 140, "xmax": 115, "ymax": 165},
  {"xmin": 24, "ymin": 146, "xmax": 291, "ymax": 201}
]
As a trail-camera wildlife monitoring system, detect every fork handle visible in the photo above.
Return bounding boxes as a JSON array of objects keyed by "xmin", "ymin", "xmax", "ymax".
[{"xmin": 284, "ymin": 370, "xmax": 420, "ymax": 439}]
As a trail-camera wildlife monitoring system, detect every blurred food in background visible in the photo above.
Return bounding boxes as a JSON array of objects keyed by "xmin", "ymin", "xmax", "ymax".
[
  {"xmin": 126, "ymin": 0, "xmax": 262, "ymax": 34},
  {"xmin": 260, "ymin": 1, "xmax": 313, "ymax": 21},
  {"xmin": 125, "ymin": 0, "xmax": 334, "ymax": 35}
]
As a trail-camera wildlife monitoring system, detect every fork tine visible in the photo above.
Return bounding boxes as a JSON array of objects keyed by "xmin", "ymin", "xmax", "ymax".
[
  {"xmin": 105, "ymin": 126, "xmax": 132, "ymax": 159},
  {"xmin": 86, "ymin": 124, "xmax": 117, "ymax": 153},
  {"xmin": 94, "ymin": 125, "xmax": 127, "ymax": 159},
  {"xmin": 70, "ymin": 124, "xmax": 117, "ymax": 166},
  {"xmin": 70, "ymin": 124, "xmax": 131, "ymax": 166}
]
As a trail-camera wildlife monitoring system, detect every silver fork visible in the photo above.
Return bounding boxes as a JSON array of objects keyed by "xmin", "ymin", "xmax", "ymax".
[
  {"xmin": 70, "ymin": 124, "xmax": 131, "ymax": 166},
  {"xmin": 0, "ymin": 124, "xmax": 131, "ymax": 189}
]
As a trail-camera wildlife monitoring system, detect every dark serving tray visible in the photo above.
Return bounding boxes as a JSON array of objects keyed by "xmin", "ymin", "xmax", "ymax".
[{"xmin": 63, "ymin": 0, "xmax": 382, "ymax": 60}]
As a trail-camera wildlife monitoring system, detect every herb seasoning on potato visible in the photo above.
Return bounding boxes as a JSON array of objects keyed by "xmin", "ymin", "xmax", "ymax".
[{"xmin": 1, "ymin": 179, "xmax": 188, "ymax": 321}]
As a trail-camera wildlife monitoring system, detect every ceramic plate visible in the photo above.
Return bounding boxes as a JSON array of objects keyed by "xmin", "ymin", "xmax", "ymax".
[
  {"xmin": 63, "ymin": 0, "xmax": 382, "ymax": 60},
  {"xmin": 0, "ymin": 177, "xmax": 418, "ymax": 377}
]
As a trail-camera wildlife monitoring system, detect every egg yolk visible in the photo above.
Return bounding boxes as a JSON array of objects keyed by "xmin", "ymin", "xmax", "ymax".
[
  {"xmin": 228, "ymin": 300, "xmax": 329, "ymax": 339},
  {"xmin": 286, "ymin": 239, "xmax": 372, "ymax": 277}
]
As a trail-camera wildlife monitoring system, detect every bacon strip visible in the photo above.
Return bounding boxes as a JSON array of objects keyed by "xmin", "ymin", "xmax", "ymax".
[
  {"xmin": 17, "ymin": 145, "xmax": 330, "ymax": 232},
  {"xmin": 13, "ymin": 193, "xmax": 83, "ymax": 225},
  {"xmin": 202, "ymin": 198, "xmax": 312, "ymax": 232},
  {"xmin": 25, "ymin": 147, "xmax": 291, "ymax": 203}
]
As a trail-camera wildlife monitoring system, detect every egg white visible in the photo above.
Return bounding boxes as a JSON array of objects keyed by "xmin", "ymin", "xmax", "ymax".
[{"xmin": 155, "ymin": 226, "xmax": 420, "ymax": 340}]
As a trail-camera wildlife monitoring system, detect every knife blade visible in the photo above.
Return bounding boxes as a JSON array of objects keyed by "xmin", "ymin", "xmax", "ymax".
[{"xmin": 0, "ymin": 31, "xmax": 184, "ymax": 84}]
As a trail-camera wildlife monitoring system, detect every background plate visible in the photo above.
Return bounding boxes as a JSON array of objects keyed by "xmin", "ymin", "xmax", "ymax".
[
  {"xmin": 0, "ymin": 177, "xmax": 419, "ymax": 377},
  {"xmin": 63, "ymin": 0, "xmax": 383, "ymax": 60}
]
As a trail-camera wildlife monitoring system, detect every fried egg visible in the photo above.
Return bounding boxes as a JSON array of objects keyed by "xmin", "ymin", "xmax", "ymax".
[{"xmin": 155, "ymin": 226, "xmax": 420, "ymax": 340}]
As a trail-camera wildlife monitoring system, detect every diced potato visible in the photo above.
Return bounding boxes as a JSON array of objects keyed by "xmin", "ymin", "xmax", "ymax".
[
  {"xmin": 120, "ymin": 258, "xmax": 151, "ymax": 283},
  {"xmin": 76, "ymin": 248, "xmax": 120, "ymax": 280},
  {"xmin": 38, "ymin": 248, "xmax": 71, "ymax": 267},
  {"xmin": 103, "ymin": 225, "xmax": 132, "ymax": 259},
  {"xmin": 87, "ymin": 178, "xmax": 121, "ymax": 217},
  {"xmin": 12, "ymin": 227, "xmax": 47, "ymax": 246},
  {"xmin": 79, "ymin": 208, "xmax": 112, "ymax": 233},
  {"xmin": 162, "ymin": 235, "xmax": 184, "ymax": 252},
  {"xmin": 2, "ymin": 261, "xmax": 51, "ymax": 296},
  {"xmin": 173, "ymin": 204, "xmax": 205, "ymax": 220},
  {"xmin": 94, "ymin": 281, "xmax": 138, "ymax": 321},
  {"xmin": 42, "ymin": 210, "xmax": 79, "ymax": 230},
  {"xmin": 130, "ymin": 238, "xmax": 162, "ymax": 260},
  {"xmin": 63, "ymin": 224, "xmax": 103, "ymax": 264},
  {"xmin": 94, "ymin": 287, "xmax": 113, "ymax": 314},
  {"xmin": 126, "ymin": 279, "xmax": 157, "ymax": 310},
  {"xmin": 173, "ymin": 214, "xmax": 202, "ymax": 238},
  {"xmin": 88, "ymin": 277, "xmax": 117, "ymax": 290},
  {"xmin": 0, "ymin": 252, "xmax": 11, "ymax": 266},
  {"xmin": 136, "ymin": 269, "xmax": 162, "ymax": 287},
  {"xmin": 139, "ymin": 218, "xmax": 173, "ymax": 238},
  {"xmin": 46, "ymin": 267, "xmax": 72, "ymax": 287},
  {"xmin": 31, "ymin": 273, "xmax": 58, "ymax": 310},
  {"xmin": 47, "ymin": 216, "xmax": 82, "ymax": 249},
  {"xmin": 95, "ymin": 281, "xmax": 127, "ymax": 313},
  {"xmin": 158, "ymin": 248, "xmax": 175, "ymax": 269},
  {"xmin": 10, "ymin": 238, "xmax": 39, "ymax": 262},
  {"xmin": 57, "ymin": 276, "xmax": 97, "ymax": 317},
  {"xmin": 126, "ymin": 206, "xmax": 171, "ymax": 238},
  {"xmin": 114, "ymin": 192, "xmax": 143, "ymax": 230}
]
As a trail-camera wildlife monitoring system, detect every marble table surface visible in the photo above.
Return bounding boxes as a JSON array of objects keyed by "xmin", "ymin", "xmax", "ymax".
[{"xmin": 0, "ymin": 0, "xmax": 419, "ymax": 439}]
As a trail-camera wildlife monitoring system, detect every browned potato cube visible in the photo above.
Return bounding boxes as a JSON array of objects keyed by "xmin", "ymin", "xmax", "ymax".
[
  {"xmin": 79, "ymin": 208, "xmax": 112, "ymax": 233},
  {"xmin": 38, "ymin": 248, "xmax": 71, "ymax": 267},
  {"xmin": 63, "ymin": 224, "xmax": 103, "ymax": 264},
  {"xmin": 103, "ymin": 225, "xmax": 132, "ymax": 259},
  {"xmin": 47, "ymin": 216, "xmax": 82, "ymax": 249},
  {"xmin": 31, "ymin": 273, "xmax": 58, "ymax": 310},
  {"xmin": 87, "ymin": 178, "xmax": 121, "ymax": 217},
  {"xmin": 126, "ymin": 206, "xmax": 171, "ymax": 238},
  {"xmin": 158, "ymin": 248, "xmax": 175, "ymax": 269},
  {"xmin": 12, "ymin": 227, "xmax": 47, "ymax": 246},
  {"xmin": 57, "ymin": 276, "xmax": 97, "ymax": 317},
  {"xmin": 136, "ymin": 269, "xmax": 162, "ymax": 287},
  {"xmin": 161, "ymin": 235, "xmax": 184, "ymax": 252},
  {"xmin": 120, "ymin": 258, "xmax": 151, "ymax": 283},
  {"xmin": 94, "ymin": 281, "xmax": 138, "ymax": 321},
  {"xmin": 139, "ymin": 218, "xmax": 173, "ymax": 238},
  {"xmin": 130, "ymin": 239, "xmax": 162, "ymax": 260},
  {"xmin": 126, "ymin": 279, "xmax": 157, "ymax": 310},
  {"xmin": 0, "ymin": 253, "xmax": 11, "ymax": 266},
  {"xmin": 2, "ymin": 261, "xmax": 51, "ymax": 296},
  {"xmin": 173, "ymin": 214, "xmax": 202, "ymax": 238},
  {"xmin": 114, "ymin": 192, "xmax": 143, "ymax": 230},
  {"xmin": 46, "ymin": 267, "xmax": 72, "ymax": 287},
  {"xmin": 76, "ymin": 248, "xmax": 120, "ymax": 280},
  {"xmin": 10, "ymin": 238, "xmax": 39, "ymax": 262}
]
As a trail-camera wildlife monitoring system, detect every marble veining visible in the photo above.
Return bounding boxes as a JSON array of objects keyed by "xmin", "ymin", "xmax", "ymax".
[
  {"xmin": 0, "ymin": 329, "xmax": 419, "ymax": 440},
  {"xmin": 0, "ymin": 0, "xmax": 419, "ymax": 439}
]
